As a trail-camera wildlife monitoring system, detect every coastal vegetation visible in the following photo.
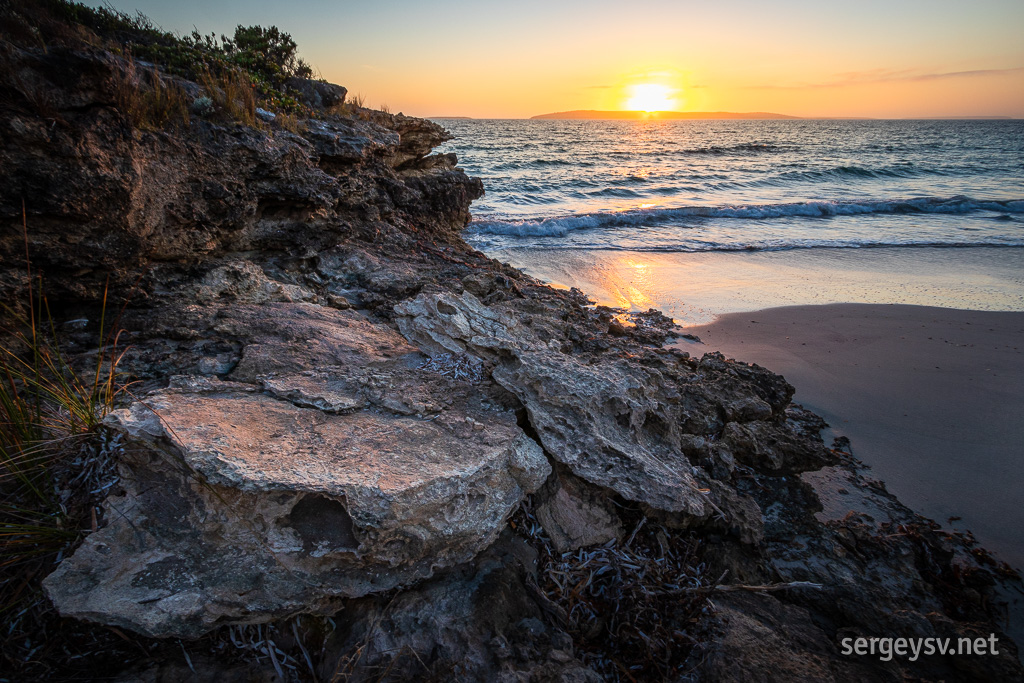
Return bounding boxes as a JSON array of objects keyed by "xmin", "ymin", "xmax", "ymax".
[{"xmin": 1, "ymin": 0, "xmax": 351, "ymax": 128}]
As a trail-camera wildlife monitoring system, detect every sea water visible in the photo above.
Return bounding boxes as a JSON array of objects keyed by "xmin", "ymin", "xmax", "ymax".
[
  {"xmin": 435, "ymin": 119, "xmax": 1024, "ymax": 321},
  {"xmin": 436, "ymin": 118, "xmax": 1024, "ymax": 254}
]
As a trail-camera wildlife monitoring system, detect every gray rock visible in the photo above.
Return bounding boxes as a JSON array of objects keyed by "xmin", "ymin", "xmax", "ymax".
[
  {"xmin": 394, "ymin": 288, "xmax": 544, "ymax": 358},
  {"xmin": 302, "ymin": 118, "xmax": 399, "ymax": 164},
  {"xmin": 535, "ymin": 470, "xmax": 622, "ymax": 553},
  {"xmin": 395, "ymin": 290, "xmax": 744, "ymax": 522},
  {"xmin": 189, "ymin": 260, "xmax": 315, "ymax": 304},
  {"xmin": 284, "ymin": 77, "xmax": 347, "ymax": 109},
  {"xmin": 494, "ymin": 353, "xmax": 711, "ymax": 517},
  {"xmin": 43, "ymin": 378, "xmax": 548, "ymax": 638}
]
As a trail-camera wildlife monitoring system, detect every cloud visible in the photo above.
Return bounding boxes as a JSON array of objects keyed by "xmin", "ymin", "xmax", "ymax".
[
  {"xmin": 743, "ymin": 66, "xmax": 1024, "ymax": 90},
  {"xmin": 584, "ymin": 85, "xmax": 614, "ymax": 89}
]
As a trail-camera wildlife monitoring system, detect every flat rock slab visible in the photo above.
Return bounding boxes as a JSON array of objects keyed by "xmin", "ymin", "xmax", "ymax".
[{"xmin": 44, "ymin": 379, "xmax": 548, "ymax": 639}]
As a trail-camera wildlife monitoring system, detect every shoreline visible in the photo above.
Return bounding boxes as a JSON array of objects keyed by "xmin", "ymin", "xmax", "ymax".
[
  {"xmin": 680, "ymin": 302, "xmax": 1024, "ymax": 571},
  {"xmin": 490, "ymin": 246, "xmax": 1024, "ymax": 325}
]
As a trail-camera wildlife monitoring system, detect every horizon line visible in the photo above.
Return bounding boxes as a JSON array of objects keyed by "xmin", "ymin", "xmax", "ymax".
[{"xmin": 425, "ymin": 114, "xmax": 1020, "ymax": 121}]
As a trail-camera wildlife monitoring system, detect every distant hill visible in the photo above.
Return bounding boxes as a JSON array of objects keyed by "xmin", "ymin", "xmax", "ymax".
[{"xmin": 531, "ymin": 110, "xmax": 800, "ymax": 120}]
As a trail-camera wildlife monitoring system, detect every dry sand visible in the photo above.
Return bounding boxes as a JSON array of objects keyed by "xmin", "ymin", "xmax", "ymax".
[{"xmin": 682, "ymin": 303, "xmax": 1024, "ymax": 570}]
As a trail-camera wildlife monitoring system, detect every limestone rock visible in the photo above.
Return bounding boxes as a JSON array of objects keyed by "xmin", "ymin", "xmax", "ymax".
[
  {"xmin": 302, "ymin": 118, "xmax": 399, "ymax": 165},
  {"xmin": 394, "ymin": 289, "xmax": 544, "ymax": 358},
  {"xmin": 534, "ymin": 470, "xmax": 622, "ymax": 553},
  {"xmin": 0, "ymin": 46, "xmax": 482, "ymax": 307},
  {"xmin": 188, "ymin": 260, "xmax": 316, "ymax": 304},
  {"xmin": 494, "ymin": 353, "xmax": 710, "ymax": 517},
  {"xmin": 43, "ymin": 379, "xmax": 549, "ymax": 638},
  {"xmin": 394, "ymin": 290, "xmax": 799, "ymax": 526},
  {"xmin": 284, "ymin": 77, "xmax": 347, "ymax": 109},
  {"xmin": 221, "ymin": 303, "xmax": 418, "ymax": 381}
]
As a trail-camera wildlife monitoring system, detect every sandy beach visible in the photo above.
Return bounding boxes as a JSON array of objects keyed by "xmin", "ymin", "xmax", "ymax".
[
  {"xmin": 498, "ymin": 246, "xmax": 1024, "ymax": 566},
  {"xmin": 683, "ymin": 303, "xmax": 1024, "ymax": 569}
]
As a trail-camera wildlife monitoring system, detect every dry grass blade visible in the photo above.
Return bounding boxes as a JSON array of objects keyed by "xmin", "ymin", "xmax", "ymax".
[
  {"xmin": 114, "ymin": 57, "xmax": 190, "ymax": 130},
  {"xmin": 199, "ymin": 67, "xmax": 257, "ymax": 126},
  {"xmin": 0, "ymin": 210, "xmax": 136, "ymax": 679}
]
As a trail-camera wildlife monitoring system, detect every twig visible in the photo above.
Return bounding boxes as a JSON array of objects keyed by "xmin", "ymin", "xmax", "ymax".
[{"xmin": 667, "ymin": 580, "xmax": 824, "ymax": 596}]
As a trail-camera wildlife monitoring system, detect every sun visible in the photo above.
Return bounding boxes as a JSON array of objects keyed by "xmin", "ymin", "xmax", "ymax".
[{"xmin": 625, "ymin": 84, "xmax": 676, "ymax": 112}]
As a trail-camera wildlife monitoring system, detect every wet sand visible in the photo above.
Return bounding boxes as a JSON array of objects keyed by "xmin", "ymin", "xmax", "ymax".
[
  {"xmin": 684, "ymin": 303, "xmax": 1024, "ymax": 570},
  {"xmin": 494, "ymin": 246, "xmax": 1024, "ymax": 325}
]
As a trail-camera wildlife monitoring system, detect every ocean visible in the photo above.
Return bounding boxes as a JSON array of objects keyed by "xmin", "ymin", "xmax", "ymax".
[
  {"xmin": 435, "ymin": 118, "xmax": 1024, "ymax": 254},
  {"xmin": 432, "ymin": 119, "xmax": 1024, "ymax": 573}
]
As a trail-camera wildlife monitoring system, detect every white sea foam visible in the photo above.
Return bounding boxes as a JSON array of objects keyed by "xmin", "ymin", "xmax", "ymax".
[
  {"xmin": 470, "ymin": 197, "xmax": 1024, "ymax": 238},
  {"xmin": 440, "ymin": 119, "xmax": 1024, "ymax": 255}
]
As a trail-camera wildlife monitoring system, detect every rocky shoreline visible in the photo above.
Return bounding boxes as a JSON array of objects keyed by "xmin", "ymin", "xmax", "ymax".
[{"xmin": 1, "ymin": 5, "xmax": 1022, "ymax": 680}]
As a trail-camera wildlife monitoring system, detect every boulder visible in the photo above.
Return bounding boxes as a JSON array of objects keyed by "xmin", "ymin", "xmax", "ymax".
[
  {"xmin": 394, "ymin": 288, "xmax": 544, "ymax": 358},
  {"xmin": 283, "ymin": 77, "xmax": 347, "ymax": 109},
  {"xmin": 43, "ymin": 375, "xmax": 548, "ymax": 639},
  {"xmin": 493, "ymin": 353, "xmax": 711, "ymax": 517}
]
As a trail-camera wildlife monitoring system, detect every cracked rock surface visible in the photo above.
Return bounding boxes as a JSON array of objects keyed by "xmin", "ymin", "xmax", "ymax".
[{"xmin": 44, "ymin": 321, "xmax": 548, "ymax": 638}]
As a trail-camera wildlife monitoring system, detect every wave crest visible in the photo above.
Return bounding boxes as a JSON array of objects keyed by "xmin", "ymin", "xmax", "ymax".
[{"xmin": 469, "ymin": 196, "xmax": 1024, "ymax": 238}]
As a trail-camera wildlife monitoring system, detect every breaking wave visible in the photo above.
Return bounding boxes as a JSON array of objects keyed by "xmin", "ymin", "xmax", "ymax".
[{"xmin": 470, "ymin": 197, "xmax": 1024, "ymax": 238}]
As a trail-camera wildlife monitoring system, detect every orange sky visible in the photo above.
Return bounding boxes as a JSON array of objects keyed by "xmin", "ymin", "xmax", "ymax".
[{"xmin": 94, "ymin": 0, "xmax": 1024, "ymax": 118}]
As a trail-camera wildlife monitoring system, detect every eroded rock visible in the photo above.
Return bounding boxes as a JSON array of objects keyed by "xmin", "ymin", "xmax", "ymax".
[
  {"xmin": 534, "ymin": 469, "xmax": 623, "ymax": 553},
  {"xmin": 43, "ymin": 377, "xmax": 549, "ymax": 638},
  {"xmin": 494, "ymin": 353, "xmax": 711, "ymax": 518}
]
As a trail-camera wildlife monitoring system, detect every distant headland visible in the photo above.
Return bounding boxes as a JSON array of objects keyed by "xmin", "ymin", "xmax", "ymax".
[{"xmin": 531, "ymin": 110, "xmax": 801, "ymax": 120}]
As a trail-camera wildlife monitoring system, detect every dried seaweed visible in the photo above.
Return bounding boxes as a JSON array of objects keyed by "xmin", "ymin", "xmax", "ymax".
[
  {"xmin": 512, "ymin": 497, "xmax": 711, "ymax": 681},
  {"xmin": 417, "ymin": 353, "xmax": 485, "ymax": 384}
]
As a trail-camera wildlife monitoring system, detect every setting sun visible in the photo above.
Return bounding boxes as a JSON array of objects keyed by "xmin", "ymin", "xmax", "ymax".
[{"xmin": 625, "ymin": 84, "xmax": 677, "ymax": 112}]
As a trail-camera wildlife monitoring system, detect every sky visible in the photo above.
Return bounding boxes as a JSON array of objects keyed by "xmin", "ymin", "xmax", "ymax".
[{"xmin": 87, "ymin": 0, "xmax": 1024, "ymax": 119}]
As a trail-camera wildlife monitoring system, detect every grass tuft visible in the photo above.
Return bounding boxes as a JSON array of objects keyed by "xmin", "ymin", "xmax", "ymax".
[
  {"xmin": 275, "ymin": 111, "xmax": 305, "ymax": 134},
  {"xmin": 113, "ymin": 58, "xmax": 191, "ymax": 130},
  {"xmin": 0, "ymin": 207, "xmax": 134, "ymax": 676},
  {"xmin": 199, "ymin": 67, "xmax": 257, "ymax": 126}
]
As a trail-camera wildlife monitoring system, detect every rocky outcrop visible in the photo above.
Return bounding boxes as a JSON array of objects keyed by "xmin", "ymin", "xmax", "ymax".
[
  {"xmin": 283, "ymin": 77, "xmax": 347, "ymax": 109},
  {"xmin": 0, "ymin": 44, "xmax": 482, "ymax": 306},
  {"xmin": 394, "ymin": 288, "xmax": 801, "ymax": 534},
  {"xmin": 43, "ymin": 305, "xmax": 549, "ymax": 638},
  {"xmin": 4, "ymin": 9, "xmax": 1022, "ymax": 679}
]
